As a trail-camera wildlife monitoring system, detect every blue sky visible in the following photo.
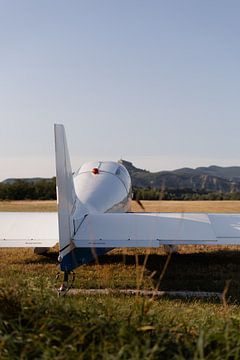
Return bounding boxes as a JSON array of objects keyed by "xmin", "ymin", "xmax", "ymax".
[{"xmin": 0, "ymin": 0, "xmax": 240, "ymax": 180}]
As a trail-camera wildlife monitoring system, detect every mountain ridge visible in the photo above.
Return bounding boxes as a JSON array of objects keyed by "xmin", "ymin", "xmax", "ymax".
[{"xmin": 119, "ymin": 160, "xmax": 240, "ymax": 192}]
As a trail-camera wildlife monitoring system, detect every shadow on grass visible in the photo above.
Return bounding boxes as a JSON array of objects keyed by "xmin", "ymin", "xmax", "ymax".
[
  {"xmin": 19, "ymin": 249, "xmax": 240, "ymax": 300},
  {"xmin": 98, "ymin": 250, "xmax": 240, "ymax": 300},
  {"xmin": 20, "ymin": 251, "xmax": 59, "ymax": 265}
]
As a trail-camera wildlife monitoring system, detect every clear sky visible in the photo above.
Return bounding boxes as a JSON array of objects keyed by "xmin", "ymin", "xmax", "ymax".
[{"xmin": 0, "ymin": 0, "xmax": 240, "ymax": 180}]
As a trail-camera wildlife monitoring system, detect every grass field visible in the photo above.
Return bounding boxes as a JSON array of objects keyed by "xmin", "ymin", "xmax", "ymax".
[{"xmin": 1, "ymin": 201, "xmax": 240, "ymax": 359}]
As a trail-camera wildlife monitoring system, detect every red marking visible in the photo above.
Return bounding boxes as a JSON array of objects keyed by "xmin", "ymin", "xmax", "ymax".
[{"xmin": 92, "ymin": 167, "xmax": 99, "ymax": 174}]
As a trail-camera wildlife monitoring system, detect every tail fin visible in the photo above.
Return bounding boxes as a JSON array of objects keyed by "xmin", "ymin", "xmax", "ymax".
[{"xmin": 54, "ymin": 124, "xmax": 76, "ymax": 255}]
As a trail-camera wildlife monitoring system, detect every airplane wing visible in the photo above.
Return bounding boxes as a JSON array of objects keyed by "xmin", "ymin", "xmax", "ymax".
[
  {"xmin": 0, "ymin": 212, "xmax": 58, "ymax": 247},
  {"xmin": 73, "ymin": 213, "xmax": 240, "ymax": 247}
]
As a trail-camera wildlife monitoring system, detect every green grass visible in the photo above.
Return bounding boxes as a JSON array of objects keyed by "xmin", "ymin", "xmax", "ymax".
[
  {"xmin": 1, "ymin": 249, "xmax": 240, "ymax": 359},
  {"xmin": 1, "ymin": 282, "xmax": 240, "ymax": 359},
  {"xmin": 1, "ymin": 201, "xmax": 240, "ymax": 359}
]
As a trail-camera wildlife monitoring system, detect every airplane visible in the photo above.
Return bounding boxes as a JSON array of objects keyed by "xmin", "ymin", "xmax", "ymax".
[{"xmin": 1, "ymin": 124, "xmax": 240, "ymax": 292}]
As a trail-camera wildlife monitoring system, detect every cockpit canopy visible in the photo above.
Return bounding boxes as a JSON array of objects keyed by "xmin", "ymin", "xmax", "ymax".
[{"xmin": 76, "ymin": 161, "xmax": 131, "ymax": 191}]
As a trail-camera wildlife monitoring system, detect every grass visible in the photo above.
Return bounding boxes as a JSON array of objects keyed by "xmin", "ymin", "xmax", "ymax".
[
  {"xmin": 132, "ymin": 200, "xmax": 240, "ymax": 213},
  {"xmin": 0, "ymin": 200, "xmax": 57, "ymax": 212},
  {"xmin": 1, "ymin": 200, "xmax": 240, "ymax": 359}
]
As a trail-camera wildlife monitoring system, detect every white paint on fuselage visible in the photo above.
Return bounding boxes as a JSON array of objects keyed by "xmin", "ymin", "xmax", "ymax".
[{"xmin": 73, "ymin": 161, "xmax": 132, "ymax": 215}]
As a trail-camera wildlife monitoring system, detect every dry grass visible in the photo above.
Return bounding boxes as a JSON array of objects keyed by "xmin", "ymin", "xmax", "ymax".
[
  {"xmin": 0, "ymin": 200, "xmax": 57, "ymax": 212},
  {"xmin": 1, "ymin": 199, "xmax": 240, "ymax": 213},
  {"xmin": 132, "ymin": 200, "xmax": 240, "ymax": 213}
]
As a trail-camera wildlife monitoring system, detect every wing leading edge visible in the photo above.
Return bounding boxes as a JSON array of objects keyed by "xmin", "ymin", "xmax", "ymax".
[
  {"xmin": 73, "ymin": 213, "xmax": 240, "ymax": 247},
  {"xmin": 0, "ymin": 212, "xmax": 58, "ymax": 247}
]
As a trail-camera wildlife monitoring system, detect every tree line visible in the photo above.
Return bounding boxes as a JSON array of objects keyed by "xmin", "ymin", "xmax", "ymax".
[
  {"xmin": 1, "ymin": 179, "xmax": 240, "ymax": 200},
  {"xmin": 0, "ymin": 179, "xmax": 56, "ymax": 200},
  {"xmin": 133, "ymin": 187, "xmax": 240, "ymax": 201}
]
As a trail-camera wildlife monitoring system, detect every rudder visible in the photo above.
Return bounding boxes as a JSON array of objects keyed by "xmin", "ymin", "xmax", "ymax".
[{"xmin": 54, "ymin": 124, "xmax": 76, "ymax": 259}]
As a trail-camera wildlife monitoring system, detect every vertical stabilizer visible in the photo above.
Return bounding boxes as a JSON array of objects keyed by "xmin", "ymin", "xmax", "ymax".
[{"xmin": 54, "ymin": 124, "xmax": 76, "ymax": 255}]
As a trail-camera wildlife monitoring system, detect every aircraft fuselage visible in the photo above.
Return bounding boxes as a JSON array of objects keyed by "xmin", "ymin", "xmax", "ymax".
[{"xmin": 73, "ymin": 161, "xmax": 132, "ymax": 215}]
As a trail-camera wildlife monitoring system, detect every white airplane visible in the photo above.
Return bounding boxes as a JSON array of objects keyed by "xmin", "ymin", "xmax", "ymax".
[{"xmin": 1, "ymin": 124, "xmax": 240, "ymax": 290}]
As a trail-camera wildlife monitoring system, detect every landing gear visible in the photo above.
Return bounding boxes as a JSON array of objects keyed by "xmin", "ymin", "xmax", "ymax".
[
  {"xmin": 55, "ymin": 271, "xmax": 75, "ymax": 296},
  {"xmin": 163, "ymin": 245, "xmax": 178, "ymax": 254}
]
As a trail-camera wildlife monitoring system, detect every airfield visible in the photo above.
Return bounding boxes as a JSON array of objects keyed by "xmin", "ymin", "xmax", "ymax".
[{"xmin": 1, "ymin": 200, "xmax": 240, "ymax": 358}]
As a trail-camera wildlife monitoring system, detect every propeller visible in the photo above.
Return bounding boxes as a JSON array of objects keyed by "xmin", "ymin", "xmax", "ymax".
[{"xmin": 136, "ymin": 199, "xmax": 145, "ymax": 210}]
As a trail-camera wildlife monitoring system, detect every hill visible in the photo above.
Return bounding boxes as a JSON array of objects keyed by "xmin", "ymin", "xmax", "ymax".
[{"xmin": 119, "ymin": 160, "xmax": 240, "ymax": 193}]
